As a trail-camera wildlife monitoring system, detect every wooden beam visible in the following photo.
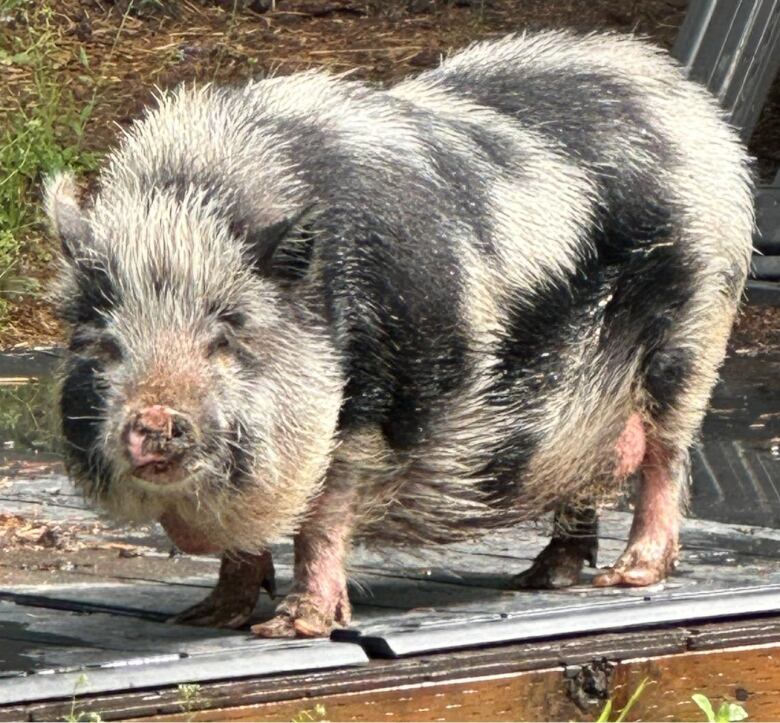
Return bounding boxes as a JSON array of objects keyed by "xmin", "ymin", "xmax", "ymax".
[
  {"xmin": 4, "ymin": 617, "xmax": 780, "ymax": 722},
  {"xmin": 130, "ymin": 643, "xmax": 780, "ymax": 722}
]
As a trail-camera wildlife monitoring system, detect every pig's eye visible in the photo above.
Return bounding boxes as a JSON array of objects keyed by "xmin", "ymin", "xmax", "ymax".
[
  {"xmin": 218, "ymin": 309, "xmax": 247, "ymax": 329},
  {"xmin": 69, "ymin": 331, "xmax": 123, "ymax": 363},
  {"xmin": 207, "ymin": 333, "xmax": 232, "ymax": 358},
  {"xmin": 69, "ymin": 331, "xmax": 93, "ymax": 354},
  {"xmin": 94, "ymin": 336, "xmax": 124, "ymax": 363}
]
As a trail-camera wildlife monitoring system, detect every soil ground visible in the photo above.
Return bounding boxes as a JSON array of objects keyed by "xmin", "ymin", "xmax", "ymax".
[{"xmin": 0, "ymin": 0, "xmax": 778, "ymax": 347}]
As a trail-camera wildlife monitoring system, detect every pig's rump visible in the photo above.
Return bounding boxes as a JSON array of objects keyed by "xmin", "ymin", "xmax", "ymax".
[{"xmin": 319, "ymin": 34, "xmax": 754, "ymax": 544}]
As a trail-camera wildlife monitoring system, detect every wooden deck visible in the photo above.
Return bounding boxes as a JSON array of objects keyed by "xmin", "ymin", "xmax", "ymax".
[{"xmin": 0, "ymin": 336, "xmax": 779, "ymax": 721}]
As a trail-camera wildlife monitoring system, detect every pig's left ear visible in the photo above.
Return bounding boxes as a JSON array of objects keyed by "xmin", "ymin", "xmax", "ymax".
[
  {"xmin": 244, "ymin": 204, "xmax": 319, "ymax": 279},
  {"xmin": 43, "ymin": 172, "xmax": 91, "ymax": 262}
]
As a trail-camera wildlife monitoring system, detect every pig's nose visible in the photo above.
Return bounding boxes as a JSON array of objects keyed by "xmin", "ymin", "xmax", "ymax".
[{"xmin": 126, "ymin": 405, "xmax": 192, "ymax": 468}]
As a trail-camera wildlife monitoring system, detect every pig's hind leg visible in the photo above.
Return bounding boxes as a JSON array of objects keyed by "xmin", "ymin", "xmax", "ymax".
[
  {"xmin": 513, "ymin": 506, "xmax": 598, "ymax": 589},
  {"xmin": 594, "ymin": 440, "xmax": 685, "ymax": 587},
  {"xmin": 593, "ymin": 411, "xmax": 686, "ymax": 587}
]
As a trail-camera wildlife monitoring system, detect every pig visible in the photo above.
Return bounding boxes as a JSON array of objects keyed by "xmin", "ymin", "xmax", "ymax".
[{"xmin": 45, "ymin": 31, "xmax": 754, "ymax": 638}]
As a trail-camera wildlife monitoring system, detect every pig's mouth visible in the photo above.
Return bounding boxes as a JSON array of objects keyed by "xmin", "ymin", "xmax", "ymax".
[{"xmin": 130, "ymin": 457, "xmax": 188, "ymax": 485}]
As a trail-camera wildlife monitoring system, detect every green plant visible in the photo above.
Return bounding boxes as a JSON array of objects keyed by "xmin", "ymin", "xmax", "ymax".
[
  {"xmin": 63, "ymin": 674, "xmax": 103, "ymax": 723},
  {"xmin": 178, "ymin": 682, "xmax": 210, "ymax": 720},
  {"xmin": 0, "ymin": 0, "xmax": 29, "ymax": 13},
  {"xmin": 0, "ymin": 375, "xmax": 60, "ymax": 454},
  {"xmin": 596, "ymin": 677, "xmax": 649, "ymax": 723},
  {"xmin": 692, "ymin": 694, "xmax": 748, "ymax": 722},
  {"xmin": 0, "ymin": 3, "xmax": 101, "ymax": 323},
  {"xmin": 291, "ymin": 703, "xmax": 327, "ymax": 722}
]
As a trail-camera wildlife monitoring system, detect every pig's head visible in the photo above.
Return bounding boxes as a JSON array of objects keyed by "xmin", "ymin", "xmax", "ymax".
[{"xmin": 45, "ymin": 173, "xmax": 343, "ymax": 545}]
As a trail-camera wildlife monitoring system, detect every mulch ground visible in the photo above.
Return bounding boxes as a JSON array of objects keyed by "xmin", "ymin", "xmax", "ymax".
[{"xmin": 0, "ymin": 0, "xmax": 777, "ymax": 346}]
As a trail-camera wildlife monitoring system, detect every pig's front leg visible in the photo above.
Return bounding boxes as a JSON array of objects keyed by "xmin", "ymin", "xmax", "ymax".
[
  {"xmin": 161, "ymin": 510, "xmax": 275, "ymax": 628},
  {"xmin": 169, "ymin": 550, "xmax": 276, "ymax": 628},
  {"xmin": 252, "ymin": 484, "xmax": 354, "ymax": 639}
]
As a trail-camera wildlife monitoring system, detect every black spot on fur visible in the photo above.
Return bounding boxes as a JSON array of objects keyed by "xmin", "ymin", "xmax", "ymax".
[
  {"xmin": 645, "ymin": 347, "xmax": 694, "ymax": 414},
  {"xmin": 226, "ymin": 420, "xmax": 253, "ymax": 487},
  {"xmin": 268, "ymin": 223, "xmax": 318, "ymax": 282},
  {"xmin": 596, "ymin": 203, "xmax": 699, "ymax": 414},
  {"xmin": 61, "ymin": 263, "xmax": 119, "ymax": 326},
  {"xmin": 245, "ymin": 104, "xmax": 478, "ymax": 449},
  {"xmin": 481, "ymin": 193, "xmax": 696, "ymax": 502},
  {"xmin": 319, "ymin": 217, "xmax": 468, "ymax": 450},
  {"xmin": 60, "ymin": 357, "xmax": 113, "ymax": 494},
  {"xmin": 431, "ymin": 66, "xmax": 667, "ymax": 168},
  {"xmin": 218, "ymin": 308, "xmax": 247, "ymax": 328}
]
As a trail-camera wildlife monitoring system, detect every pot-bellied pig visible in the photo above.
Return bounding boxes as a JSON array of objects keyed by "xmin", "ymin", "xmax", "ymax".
[{"xmin": 46, "ymin": 31, "xmax": 754, "ymax": 637}]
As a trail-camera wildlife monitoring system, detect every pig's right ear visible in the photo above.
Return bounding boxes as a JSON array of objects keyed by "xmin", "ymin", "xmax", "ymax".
[
  {"xmin": 244, "ymin": 204, "xmax": 319, "ymax": 279},
  {"xmin": 44, "ymin": 172, "xmax": 91, "ymax": 262}
]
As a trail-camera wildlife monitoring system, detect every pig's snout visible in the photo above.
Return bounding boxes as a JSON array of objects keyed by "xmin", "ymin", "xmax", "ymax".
[{"xmin": 125, "ymin": 405, "xmax": 194, "ymax": 483}]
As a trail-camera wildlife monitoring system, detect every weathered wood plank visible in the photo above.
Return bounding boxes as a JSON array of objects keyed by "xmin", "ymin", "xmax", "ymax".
[
  {"xmin": 124, "ymin": 642, "xmax": 780, "ymax": 722},
  {"xmin": 5, "ymin": 617, "xmax": 780, "ymax": 722},
  {"xmin": 147, "ymin": 668, "xmax": 575, "ymax": 722}
]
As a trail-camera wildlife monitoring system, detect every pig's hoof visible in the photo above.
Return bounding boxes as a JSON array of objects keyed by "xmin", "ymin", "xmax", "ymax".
[
  {"xmin": 170, "ymin": 594, "xmax": 257, "ymax": 629},
  {"xmin": 513, "ymin": 539, "xmax": 592, "ymax": 589},
  {"xmin": 593, "ymin": 545, "xmax": 677, "ymax": 587},
  {"xmin": 250, "ymin": 592, "xmax": 350, "ymax": 639},
  {"xmin": 593, "ymin": 564, "xmax": 666, "ymax": 587},
  {"xmin": 169, "ymin": 564, "xmax": 275, "ymax": 629}
]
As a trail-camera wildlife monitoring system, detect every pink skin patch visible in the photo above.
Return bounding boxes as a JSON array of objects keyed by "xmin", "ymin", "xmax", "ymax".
[
  {"xmin": 125, "ymin": 405, "xmax": 186, "ymax": 483},
  {"xmin": 126, "ymin": 428, "xmax": 167, "ymax": 468},
  {"xmin": 614, "ymin": 412, "xmax": 646, "ymax": 478}
]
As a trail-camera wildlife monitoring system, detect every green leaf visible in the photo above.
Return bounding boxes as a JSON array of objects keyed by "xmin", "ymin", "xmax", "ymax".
[
  {"xmin": 78, "ymin": 46, "xmax": 89, "ymax": 68},
  {"xmin": 615, "ymin": 677, "xmax": 649, "ymax": 722},
  {"xmin": 10, "ymin": 51, "xmax": 34, "ymax": 65},
  {"xmin": 596, "ymin": 699, "xmax": 613, "ymax": 723},
  {"xmin": 717, "ymin": 701, "xmax": 748, "ymax": 722},
  {"xmin": 692, "ymin": 694, "xmax": 717, "ymax": 722},
  {"xmin": 0, "ymin": 50, "xmax": 32, "ymax": 65}
]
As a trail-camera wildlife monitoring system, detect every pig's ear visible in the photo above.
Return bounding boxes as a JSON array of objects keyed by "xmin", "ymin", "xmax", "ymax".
[
  {"xmin": 43, "ymin": 172, "xmax": 91, "ymax": 262},
  {"xmin": 245, "ymin": 204, "xmax": 318, "ymax": 278}
]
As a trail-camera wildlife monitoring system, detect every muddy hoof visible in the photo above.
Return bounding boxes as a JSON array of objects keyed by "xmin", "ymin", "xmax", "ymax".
[
  {"xmin": 593, "ymin": 543, "xmax": 677, "ymax": 587},
  {"xmin": 593, "ymin": 563, "xmax": 667, "ymax": 587},
  {"xmin": 251, "ymin": 592, "xmax": 349, "ymax": 639},
  {"xmin": 170, "ymin": 594, "xmax": 257, "ymax": 629},
  {"xmin": 513, "ymin": 538, "xmax": 595, "ymax": 590},
  {"xmin": 169, "ymin": 550, "xmax": 275, "ymax": 629}
]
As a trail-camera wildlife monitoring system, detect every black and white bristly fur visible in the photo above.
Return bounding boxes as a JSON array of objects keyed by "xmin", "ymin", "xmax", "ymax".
[{"xmin": 46, "ymin": 30, "xmax": 754, "ymax": 553}]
